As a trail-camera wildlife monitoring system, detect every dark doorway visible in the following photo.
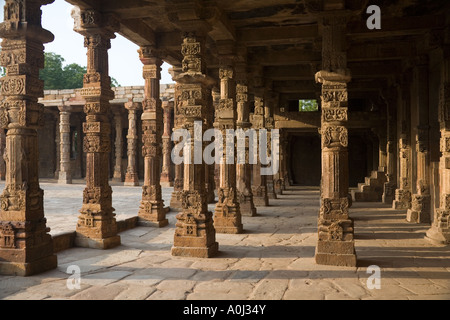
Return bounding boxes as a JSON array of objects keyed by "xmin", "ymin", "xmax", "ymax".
[{"xmin": 289, "ymin": 134, "xmax": 321, "ymax": 186}]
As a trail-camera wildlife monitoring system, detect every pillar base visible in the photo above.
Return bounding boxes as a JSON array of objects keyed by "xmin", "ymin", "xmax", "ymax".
[
  {"xmin": 138, "ymin": 200, "xmax": 169, "ymax": 228},
  {"xmin": 171, "ymin": 242, "xmax": 219, "ymax": 258},
  {"xmin": 112, "ymin": 177, "xmax": 124, "ymax": 183},
  {"xmin": 160, "ymin": 181, "xmax": 174, "ymax": 187},
  {"xmin": 214, "ymin": 205, "xmax": 243, "ymax": 234},
  {"xmin": 58, "ymin": 172, "xmax": 72, "ymax": 184},
  {"xmin": 74, "ymin": 234, "xmax": 121, "ymax": 249},
  {"xmin": 382, "ymin": 182, "xmax": 395, "ymax": 204},
  {"xmin": 0, "ymin": 254, "xmax": 57, "ymax": 277},
  {"xmin": 253, "ymin": 196, "xmax": 269, "ymax": 207},
  {"xmin": 124, "ymin": 173, "xmax": 139, "ymax": 186},
  {"xmin": 170, "ymin": 191, "xmax": 183, "ymax": 210},
  {"xmin": 240, "ymin": 204, "xmax": 257, "ymax": 217},
  {"xmin": 392, "ymin": 189, "xmax": 411, "ymax": 210},
  {"xmin": 406, "ymin": 194, "xmax": 431, "ymax": 224},
  {"xmin": 425, "ymin": 226, "xmax": 450, "ymax": 245},
  {"xmin": 315, "ymin": 248, "xmax": 357, "ymax": 267}
]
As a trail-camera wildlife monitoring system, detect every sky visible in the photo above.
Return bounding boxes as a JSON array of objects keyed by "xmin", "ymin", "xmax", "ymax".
[{"xmin": 0, "ymin": 0, "xmax": 174, "ymax": 86}]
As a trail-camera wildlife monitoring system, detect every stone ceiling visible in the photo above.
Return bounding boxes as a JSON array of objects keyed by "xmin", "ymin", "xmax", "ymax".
[{"xmin": 65, "ymin": 0, "xmax": 450, "ymax": 102}]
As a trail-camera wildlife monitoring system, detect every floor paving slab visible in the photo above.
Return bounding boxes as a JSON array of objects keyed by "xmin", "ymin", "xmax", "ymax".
[{"xmin": 0, "ymin": 184, "xmax": 449, "ymax": 300}]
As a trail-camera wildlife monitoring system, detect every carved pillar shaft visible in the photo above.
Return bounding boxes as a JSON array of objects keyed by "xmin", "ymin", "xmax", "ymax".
[
  {"xmin": 73, "ymin": 9, "xmax": 120, "ymax": 249},
  {"xmin": 206, "ymin": 86, "xmax": 216, "ymax": 204},
  {"xmin": 426, "ymin": 43, "xmax": 450, "ymax": 244},
  {"xmin": 161, "ymin": 101, "xmax": 174, "ymax": 186},
  {"xmin": 315, "ymin": 14, "xmax": 356, "ymax": 267},
  {"xmin": 0, "ymin": 129, "xmax": 5, "ymax": 180},
  {"xmin": 407, "ymin": 58, "xmax": 431, "ymax": 223},
  {"xmin": 383, "ymin": 88, "xmax": 398, "ymax": 204},
  {"xmin": 236, "ymin": 66, "xmax": 256, "ymax": 217},
  {"xmin": 171, "ymin": 31, "xmax": 218, "ymax": 257},
  {"xmin": 264, "ymin": 93, "xmax": 277, "ymax": 200},
  {"xmin": 213, "ymin": 60, "xmax": 243, "ymax": 234},
  {"xmin": 393, "ymin": 78, "xmax": 413, "ymax": 210},
  {"xmin": 112, "ymin": 111, "xmax": 123, "ymax": 182},
  {"xmin": 137, "ymin": 47, "xmax": 167, "ymax": 227},
  {"xmin": 54, "ymin": 115, "xmax": 60, "ymax": 179},
  {"xmin": 0, "ymin": 0, "xmax": 57, "ymax": 275},
  {"xmin": 170, "ymin": 74, "xmax": 184, "ymax": 210},
  {"xmin": 250, "ymin": 94, "xmax": 269, "ymax": 207},
  {"xmin": 58, "ymin": 106, "xmax": 72, "ymax": 184},
  {"xmin": 124, "ymin": 102, "xmax": 140, "ymax": 186}
]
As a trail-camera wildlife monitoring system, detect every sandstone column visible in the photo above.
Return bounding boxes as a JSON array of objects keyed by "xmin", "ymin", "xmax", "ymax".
[
  {"xmin": 170, "ymin": 70, "xmax": 184, "ymax": 210},
  {"xmin": 382, "ymin": 87, "xmax": 398, "ymax": 204},
  {"xmin": 171, "ymin": 31, "xmax": 218, "ymax": 257},
  {"xmin": 0, "ymin": 129, "xmax": 5, "ymax": 180},
  {"xmin": 393, "ymin": 77, "xmax": 413, "ymax": 210},
  {"xmin": 205, "ymin": 86, "xmax": 216, "ymax": 204},
  {"xmin": 315, "ymin": 14, "xmax": 356, "ymax": 267},
  {"xmin": 54, "ymin": 113, "xmax": 60, "ymax": 179},
  {"xmin": 213, "ymin": 47, "xmax": 243, "ymax": 234},
  {"xmin": 112, "ymin": 110, "xmax": 124, "ymax": 182},
  {"xmin": 250, "ymin": 94, "xmax": 269, "ymax": 207},
  {"xmin": 0, "ymin": 0, "xmax": 57, "ymax": 275},
  {"xmin": 276, "ymin": 130, "xmax": 288, "ymax": 194},
  {"xmin": 236, "ymin": 64, "xmax": 256, "ymax": 216},
  {"xmin": 73, "ymin": 9, "xmax": 120, "ymax": 249},
  {"xmin": 426, "ymin": 41, "xmax": 450, "ymax": 244},
  {"xmin": 58, "ymin": 105, "xmax": 72, "ymax": 184},
  {"xmin": 124, "ymin": 102, "xmax": 140, "ymax": 186},
  {"xmin": 264, "ymin": 93, "xmax": 277, "ymax": 200},
  {"xmin": 407, "ymin": 56, "xmax": 431, "ymax": 223},
  {"xmin": 161, "ymin": 101, "xmax": 174, "ymax": 187},
  {"xmin": 137, "ymin": 46, "xmax": 168, "ymax": 227}
]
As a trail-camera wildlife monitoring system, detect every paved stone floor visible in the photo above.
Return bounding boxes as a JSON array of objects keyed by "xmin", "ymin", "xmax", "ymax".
[{"xmin": 0, "ymin": 181, "xmax": 449, "ymax": 300}]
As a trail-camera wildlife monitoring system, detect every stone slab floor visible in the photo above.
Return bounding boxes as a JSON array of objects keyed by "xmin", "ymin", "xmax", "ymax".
[{"xmin": 0, "ymin": 181, "xmax": 449, "ymax": 300}]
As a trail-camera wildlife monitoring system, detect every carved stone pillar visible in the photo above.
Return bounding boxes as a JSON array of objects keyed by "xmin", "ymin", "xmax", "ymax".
[
  {"xmin": 407, "ymin": 57, "xmax": 431, "ymax": 224},
  {"xmin": 372, "ymin": 127, "xmax": 387, "ymax": 172},
  {"xmin": 382, "ymin": 88, "xmax": 398, "ymax": 204},
  {"xmin": 0, "ymin": 0, "xmax": 57, "ymax": 275},
  {"xmin": 161, "ymin": 101, "xmax": 174, "ymax": 187},
  {"xmin": 276, "ymin": 130, "xmax": 288, "ymax": 194},
  {"xmin": 250, "ymin": 94, "xmax": 269, "ymax": 207},
  {"xmin": 426, "ymin": 43, "xmax": 450, "ymax": 244},
  {"xmin": 58, "ymin": 105, "xmax": 72, "ymax": 184},
  {"xmin": 124, "ymin": 102, "xmax": 140, "ymax": 186},
  {"xmin": 171, "ymin": 31, "xmax": 218, "ymax": 257},
  {"xmin": 393, "ymin": 77, "xmax": 413, "ymax": 210},
  {"xmin": 0, "ymin": 129, "xmax": 5, "ymax": 180},
  {"xmin": 264, "ymin": 94, "xmax": 277, "ymax": 200},
  {"xmin": 236, "ymin": 65, "xmax": 256, "ymax": 217},
  {"xmin": 213, "ymin": 53, "xmax": 243, "ymax": 234},
  {"xmin": 315, "ymin": 14, "xmax": 356, "ymax": 267},
  {"xmin": 54, "ymin": 114, "xmax": 60, "ymax": 179},
  {"xmin": 205, "ymin": 86, "xmax": 216, "ymax": 204},
  {"xmin": 73, "ymin": 9, "xmax": 120, "ymax": 249},
  {"xmin": 137, "ymin": 46, "xmax": 168, "ymax": 228},
  {"xmin": 170, "ymin": 69, "xmax": 184, "ymax": 210},
  {"xmin": 112, "ymin": 110, "xmax": 124, "ymax": 182}
]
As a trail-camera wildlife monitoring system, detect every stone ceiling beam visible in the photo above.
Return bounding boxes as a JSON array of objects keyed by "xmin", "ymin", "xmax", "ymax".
[
  {"xmin": 348, "ymin": 14, "xmax": 446, "ymax": 40},
  {"xmin": 238, "ymin": 25, "xmax": 318, "ymax": 47},
  {"xmin": 119, "ymin": 18, "xmax": 156, "ymax": 46}
]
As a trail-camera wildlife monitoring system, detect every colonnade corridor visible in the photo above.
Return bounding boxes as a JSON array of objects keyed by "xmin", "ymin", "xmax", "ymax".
[{"xmin": 0, "ymin": 183, "xmax": 448, "ymax": 300}]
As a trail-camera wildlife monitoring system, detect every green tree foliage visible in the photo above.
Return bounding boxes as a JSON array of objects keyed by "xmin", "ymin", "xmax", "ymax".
[
  {"xmin": 40, "ymin": 52, "xmax": 120, "ymax": 90},
  {"xmin": 299, "ymin": 99, "xmax": 318, "ymax": 112}
]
